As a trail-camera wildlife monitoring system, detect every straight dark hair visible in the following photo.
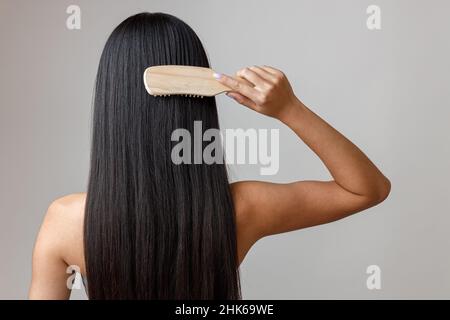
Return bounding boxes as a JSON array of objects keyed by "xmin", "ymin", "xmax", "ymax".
[{"xmin": 84, "ymin": 12, "xmax": 241, "ymax": 299}]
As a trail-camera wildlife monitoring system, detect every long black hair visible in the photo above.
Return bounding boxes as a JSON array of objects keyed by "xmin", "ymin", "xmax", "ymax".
[{"xmin": 84, "ymin": 12, "xmax": 241, "ymax": 299}]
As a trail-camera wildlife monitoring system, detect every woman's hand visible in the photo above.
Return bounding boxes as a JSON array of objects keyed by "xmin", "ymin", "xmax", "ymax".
[{"xmin": 215, "ymin": 65, "xmax": 300, "ymax": 121}]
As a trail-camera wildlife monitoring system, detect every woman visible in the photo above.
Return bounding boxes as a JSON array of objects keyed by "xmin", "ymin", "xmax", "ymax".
[{"xmin": 29, "ymin": 12, "xmax": 390, "ymax": 299}]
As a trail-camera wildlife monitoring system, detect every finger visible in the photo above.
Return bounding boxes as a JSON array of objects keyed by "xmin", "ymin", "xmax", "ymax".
[
  {"xmin": 236, "ymin": 67, "xmax": 268, "ymax": 89},
  {"xmin": 262, "ymin": 65, "xmax": 284, "ymax": 77},
  {"xmin": 215, "ymin": 73, "xmax": 260, "ymax": 101},
  {"xmin": 226, "ymin": 92, "xmax": 257, "ymax": 110},
  {"xmin": 249, "ymin": 66, "xmax": 278, "ymax": 83},
  {"xmin": 232, "ymin": 77, "xmax": 268, "ymax": 105},
  {"xmin": 234, "ymin": 75, "xmax": 254, "ymax": 87}
]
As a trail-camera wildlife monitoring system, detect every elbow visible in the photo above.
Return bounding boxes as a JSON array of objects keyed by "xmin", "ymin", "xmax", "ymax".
[
  {"xmin": 368, "ymin": 176, "xmax": 391, "ymax": 206},
  {"xmin": 379, "ymin": 176, "xmax": 391, "ymax": 202}
]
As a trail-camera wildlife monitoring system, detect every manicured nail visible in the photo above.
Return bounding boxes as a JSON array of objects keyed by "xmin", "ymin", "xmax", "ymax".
[{"xmin": 213, "ymin": 72, "xmax": 222, "ymax": 79}]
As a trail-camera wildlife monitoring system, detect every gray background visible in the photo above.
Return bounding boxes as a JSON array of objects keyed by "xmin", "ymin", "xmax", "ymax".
[{"xmin": 1, "ymin": 0, "xmax": 449, "ymax": 299}]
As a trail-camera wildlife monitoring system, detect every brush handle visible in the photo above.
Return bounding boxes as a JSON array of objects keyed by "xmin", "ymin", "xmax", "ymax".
[{"xmin": 144, "ymin": 65, "xmax": 231, "ymax": 97}]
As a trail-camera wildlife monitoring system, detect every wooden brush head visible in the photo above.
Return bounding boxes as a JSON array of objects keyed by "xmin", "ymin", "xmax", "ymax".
[{"xmin": 143, "ymin": 65, "xmax": 230, "ymax": 97}]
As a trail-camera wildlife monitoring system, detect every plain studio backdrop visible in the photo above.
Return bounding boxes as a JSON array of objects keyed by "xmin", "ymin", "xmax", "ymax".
[{"xmin": 1, "ymin": 0, "xmax": 449, "ymax": 299}]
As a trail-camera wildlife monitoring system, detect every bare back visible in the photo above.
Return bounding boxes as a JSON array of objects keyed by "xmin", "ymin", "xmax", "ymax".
[{"xmin": 43, "ymin": 183, "xmax": 258, "ymax": 280}]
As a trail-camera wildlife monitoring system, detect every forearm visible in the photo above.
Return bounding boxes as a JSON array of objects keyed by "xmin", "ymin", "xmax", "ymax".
[{"xmin": 280, "ymin": 99, "xmax": 390, "ymax": 200}]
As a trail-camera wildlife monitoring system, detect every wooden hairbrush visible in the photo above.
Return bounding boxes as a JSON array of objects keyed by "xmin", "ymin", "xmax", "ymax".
[{"xmin": 143, "ymin": 65, "xmax": 231, "ymax": 98}]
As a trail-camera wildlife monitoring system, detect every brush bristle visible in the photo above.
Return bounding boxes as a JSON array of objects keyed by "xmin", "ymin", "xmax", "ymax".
[{"xmin": 152, "ymin": 93, "xmax": 205, "ymax": 98}]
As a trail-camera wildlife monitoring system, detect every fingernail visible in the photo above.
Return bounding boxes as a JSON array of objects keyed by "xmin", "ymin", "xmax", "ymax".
[{"xmin": 213, "ymin": 72, "xmax": 222, "ymax": 79}]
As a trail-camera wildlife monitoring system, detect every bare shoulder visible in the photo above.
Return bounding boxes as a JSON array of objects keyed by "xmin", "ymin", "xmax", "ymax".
[
  {"xmin": 49, "ymin": 192, "xmax": 86, "ymax": 212},
  {"xmin": 45, "ymin": 193, "xmax": 86, "ymax": 235},
  {"xmin": 230, "ymin": 181, "xmax": 268, "ymax": 264},
  {"xmin": 30, "ymin": 193, "xmax": 86, "ymax": 299},
  {"xmin": 230, "ymin": 180, "xmax": 276, "ymax": 236},
  {"xmin": 34, "ymin": 193, "xmax": 86, "ymax": 268}
]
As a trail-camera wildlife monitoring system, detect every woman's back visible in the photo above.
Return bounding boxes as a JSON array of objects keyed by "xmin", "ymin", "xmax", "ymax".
[{"xmin": 42, "ymin": 186, "xmax": 254, "ymax": 279}]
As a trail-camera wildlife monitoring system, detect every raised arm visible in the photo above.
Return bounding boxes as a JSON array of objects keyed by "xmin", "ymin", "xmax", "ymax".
[{"xmin": 217, "ymin": 66, "xmax": 391, "ymax": 242}]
